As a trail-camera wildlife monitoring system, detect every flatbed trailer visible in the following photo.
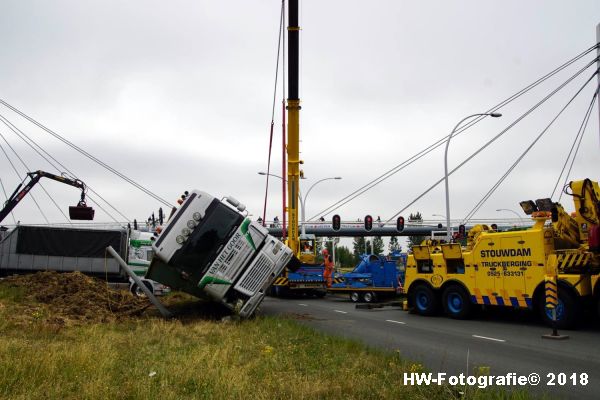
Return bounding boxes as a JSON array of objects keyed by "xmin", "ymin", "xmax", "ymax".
[
  {"xmin": 328, "ymin": 284, "xmax": 399, "ymax": 302},
  {"xmin": 330, "ymin": 254, "xmax": 404, "ymax": 303}
]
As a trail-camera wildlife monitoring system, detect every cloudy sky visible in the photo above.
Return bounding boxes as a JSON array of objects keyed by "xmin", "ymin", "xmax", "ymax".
[{"xmin": 1, "ymin": 0, "xmax": 599, "ymax": 232}]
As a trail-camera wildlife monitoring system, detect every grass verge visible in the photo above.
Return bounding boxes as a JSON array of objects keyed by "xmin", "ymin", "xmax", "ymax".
[{"xmin": 0, "ymin": 283, "xmax": 544, "ymax": 400}]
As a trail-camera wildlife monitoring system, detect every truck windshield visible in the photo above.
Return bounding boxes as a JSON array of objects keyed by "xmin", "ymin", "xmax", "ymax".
[{"xmin": 170, "ymin": 201, "xmax": 243, "ymax": 280}]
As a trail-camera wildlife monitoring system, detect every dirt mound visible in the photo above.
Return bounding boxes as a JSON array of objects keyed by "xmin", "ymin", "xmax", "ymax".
[{"xmin": 1, "ymin": 271, "xmax": 151, "ymax": 326}]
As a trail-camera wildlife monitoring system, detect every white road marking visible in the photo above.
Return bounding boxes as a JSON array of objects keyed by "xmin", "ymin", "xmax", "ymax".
[
  {"xmin": 385, "ymin": 319, "xmax": 406, "ymax": 325},
  {"xmin": 334, "ymin": 310, "xmax": 348, "ymax": 314},
  {"xmin": 298, "ymin": 304, "xmax": 308, "ymax": 307},
  {"xmin": 472, "ymin": 334, "xmax": 506, "ymax": 343}
]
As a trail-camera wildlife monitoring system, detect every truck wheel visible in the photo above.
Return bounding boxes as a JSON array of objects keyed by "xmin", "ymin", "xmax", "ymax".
[
  {"xmin": 363, "ymin": 291, "xmax": 377, "ymax": 303},
  {"xmin": 539, "ymin": 288, "xmax": 579, "ymax": 330},
  {"xmin": 273, "ymin": 285, "xmax": 289, "ymax": 298},
  {"xmin": 410, "ymin": 284, "xmax": 438, "ymax": 316},
  {"xmin": 350, "ymin": 292, "xmax": 362, "ymax": 303},
  {"xmin": 442, "ymin": 284, "xmax": 472, "ymax": 319},
  {"xmin": 131, "ymin": 280, "xmax": 154, "ymax": 297}
]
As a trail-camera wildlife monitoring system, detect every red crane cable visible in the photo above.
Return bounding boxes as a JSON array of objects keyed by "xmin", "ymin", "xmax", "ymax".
[
  {"xmin": 261, "ymin": 122, "xmax": 275, "ymax": 226},
  {"xmin": 261, "ymin": 0, "xmax": 285, "ymax": 227}
]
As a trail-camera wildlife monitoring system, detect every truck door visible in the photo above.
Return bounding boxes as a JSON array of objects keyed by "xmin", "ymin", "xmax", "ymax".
[
  {"xmin": 498, "ymin": 236, "xmax": 528, "ymax": 308},
  {"xmin": 473, "ymin": 237, "xmax": 497, "ymax": 305}
]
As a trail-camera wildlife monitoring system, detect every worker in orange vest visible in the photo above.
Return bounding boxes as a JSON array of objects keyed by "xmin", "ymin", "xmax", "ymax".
[{"xmin": 322, "ymin": 248, "xmax": 334, "ymax": 288}]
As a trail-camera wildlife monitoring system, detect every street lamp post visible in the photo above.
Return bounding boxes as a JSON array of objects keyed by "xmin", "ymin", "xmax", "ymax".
[
  {"xmin": 496, "ymin": 208, "xmax": 525, "ymax": 226},
  {"xmin": 259, "ymin": 171, "xmax": 294, "ymax": 227},
  {"xmin": 444, "ymin": 112, "xmax": 502, "ymax": 241},
  {"xmin": 258, "ymin": 172, "xmax": 341, "ymax": 235},
  {"xmin": 300, "ymin": 177, "xmax": 341, "ymax": 236}
]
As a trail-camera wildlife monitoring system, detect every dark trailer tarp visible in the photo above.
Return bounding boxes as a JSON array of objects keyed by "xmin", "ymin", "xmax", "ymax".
[
  {"xmin": 16, "ymin": 226, "xmax": 124, "ymax": 257},
  {"xmin": 0, "ymin": 226, "xmax": 128, "ymax": 280}
]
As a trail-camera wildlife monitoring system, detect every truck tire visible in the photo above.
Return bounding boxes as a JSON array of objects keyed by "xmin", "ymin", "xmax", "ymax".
[
  {"xmin": 363, "ymin": 291, "xmax": 377, "ymax": 303},
  {"xmin": 410, "ymin": 284, "xmax": 438, "ymax": 316},
  {"xmin": 538, "ymin": 287, "xmax": 579, "ymax": 330},
  {"xmin": 350, "ymin": 292, "xmax": 362, "ymax": 303},
  {"xmin": 131, "ymin": 280, "xmax": 154, "ymax": 297},
  {"xmin": 442, "ymin": 284, "xmax": 472, "ymax": 319},
  {"xmin": 273, "ymin": 285, "xmax": 289, "ymax": 298}
]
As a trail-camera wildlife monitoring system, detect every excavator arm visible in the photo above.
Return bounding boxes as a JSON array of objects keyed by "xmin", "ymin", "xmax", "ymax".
[{"xmin": 0, "ymin": 170, "xmax": 94, "ymax": 224}]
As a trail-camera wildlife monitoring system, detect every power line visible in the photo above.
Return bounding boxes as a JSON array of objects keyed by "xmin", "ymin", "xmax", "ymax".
[
  {"xmin": 550, "ymin": 83, "xmax": 600, "ymax": 201},
  {"xmin": 0, "ymin": 142, "xmax": 50, "ymax": 224},
  {"xmin": 384, "ymin": 55, "xmax": 599, "ymax": 224},
  {"xmin": 0, "ymin": 99, "xmax": 172, "ymax": 207},
  {"xmin": 308, "ymin": 43, "xmax": 600, "ymax": 221},
  {"xmin": 0, "ymin": 175, "xmax": 17, "ymax": 224},
  {"xmin": 0, "ymin": 114, "xmax": 63, "ymax": 172},
  {"xmin": 0, "ymin": 113, "xmax": 129, "ymax": 222},
  {"xmin": 0, "ymin": 129, "xmax": 70, "ymax": 223},
  {"xmin": 461, "ymin": 71, "xmax": 599, "ymax": 223},
  {"xmin": 556, "ymin": 87, "xmax": 598, "ymax": 202}
]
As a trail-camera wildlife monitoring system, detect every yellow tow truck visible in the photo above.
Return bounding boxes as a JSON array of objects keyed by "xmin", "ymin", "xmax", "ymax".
[{"xmin": 404, "ymin": 178, "xmax": 600, "ymax": 329}]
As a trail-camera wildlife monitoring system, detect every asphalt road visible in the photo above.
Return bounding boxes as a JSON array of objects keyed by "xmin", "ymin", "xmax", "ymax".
[{"xmin": 258, "ymin": 295, "xmax": 600, "ymax": 399}]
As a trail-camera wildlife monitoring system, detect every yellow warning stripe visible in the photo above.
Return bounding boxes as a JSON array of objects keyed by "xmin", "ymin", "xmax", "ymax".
[
  {"xmin": 544, "ymin": 276, "xmax": 558, "ymax": 308},
  {"xmin": 557, "ymin": 252, "xmax": 591, "ymax": 268},
  {"xmin": 499, "ymin": 289, "xmax": 510, "ymax": 307},
  {"xmin": 514, "ymin": 289, "xmax": 527, "ymax": 307},
  {"xmin": 273, "ymin": 277, "xmax": 288, "ymax": 286},
  {"xmin": 485, "ymin": 289, "xmax": 497, "ymax": 305},
  {"xmin": 274, "ymin": 276, "xmax": 335, "ymax": 286},
  {"xmin": 473, "ymin": 288, "xmax": 484, "ymax": 304}
]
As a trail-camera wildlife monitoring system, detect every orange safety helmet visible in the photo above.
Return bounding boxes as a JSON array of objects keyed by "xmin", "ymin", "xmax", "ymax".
[{"xmin": 322, "ymin": 248, "xmax": 329, "ymax": 256}]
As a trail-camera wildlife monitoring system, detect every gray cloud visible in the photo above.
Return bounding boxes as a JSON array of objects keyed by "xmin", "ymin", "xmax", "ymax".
[{"xmin": 1, "ymin": 0, "xmax": 599, "ymax": 233}]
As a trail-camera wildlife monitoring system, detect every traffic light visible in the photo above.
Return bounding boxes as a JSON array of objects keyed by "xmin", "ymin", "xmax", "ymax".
[
  {"xmin": 458, "ymin": 224, "xmax": 466, "ymax": 238},
  {"xmin": 332, "ymin": 214, "xmax": 341, "ymax": 231},
  {"xmin": 364, "ymin": 215, "xmax": 373, "ymax": 231},
  {"xmin": 396, "ymin": 216, "xmax": 405, "ymax": 232}
]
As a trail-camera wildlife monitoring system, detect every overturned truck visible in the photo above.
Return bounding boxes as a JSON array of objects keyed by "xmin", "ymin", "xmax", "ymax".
[{"xmin": 148, "ymin": 190, "xmax": 294, "ymax": 317}]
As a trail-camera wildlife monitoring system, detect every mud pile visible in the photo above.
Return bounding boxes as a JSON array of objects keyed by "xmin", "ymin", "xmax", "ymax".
[{"xmin": 0, "ymin": 271, "xmax": 151, "ymax": 325}]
